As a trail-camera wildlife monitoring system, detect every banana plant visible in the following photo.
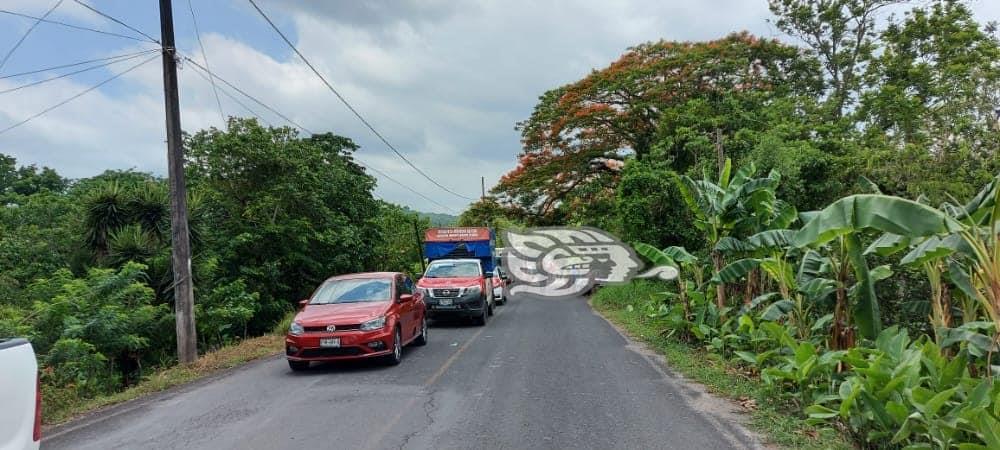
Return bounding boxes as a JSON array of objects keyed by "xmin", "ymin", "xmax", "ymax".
[
  {"xmin": 713, "ymin": 229, "xmax": 836, "ymax": 340},
  {"xmin": 633, "ymin": 243, "xmax": 698, "ymax": 321},
  {"xmin": 792, "ymin": 194, "xmax": 963, "ymax": 342},
  {"xmin": 867, "ymin": 175, "xmax": 1000, "ymax": 357},
  {"xmin": 677, "ymin": 158, "xmax": 783, "ymax": 310}
]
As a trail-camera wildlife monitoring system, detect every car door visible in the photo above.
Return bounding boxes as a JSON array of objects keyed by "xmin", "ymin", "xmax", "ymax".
[{"xmin": 397, "ymin": 275, "xmax": 416, "ymax": 341}]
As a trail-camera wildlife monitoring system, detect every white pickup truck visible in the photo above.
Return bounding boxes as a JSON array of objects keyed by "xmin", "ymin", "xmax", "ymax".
[{"xmin": 0, "ymin": 338, "xmax": 41, "ymax": 450}]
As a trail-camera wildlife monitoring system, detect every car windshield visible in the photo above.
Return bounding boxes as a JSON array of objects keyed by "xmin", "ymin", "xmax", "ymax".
[
  {"xmin": 309, "ymin": 278, "xmax": 392, "ymax": 304},
  {"xmin": 424, "ymin": 261, "xmax": 480, "ymax": 278}
]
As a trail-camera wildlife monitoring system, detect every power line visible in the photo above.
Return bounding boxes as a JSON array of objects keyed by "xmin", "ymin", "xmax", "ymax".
[
  {"xmin": 0, "ymin": 9, "xmax": 157, "ymax": 43},
  {"xmin": 186, "ymin": 60, "xmax": 273, "ymax": 127},
  {"xmin": 0, "ymin": 49, "xmax": 158, "ymax": 95},
  {"xmin": 186, "ymin": 0, "xmax": 224, "ymax": 126},
  {"xmin": 182, "ymin": 54, "xmax": 458, "ymax": 213},
  {"xmin": 246, "ymin": 0, "xmax": 476, "ymax": 202},
  {"xmin": 181, "ymin": 55, "xmax": 313, "ymax": 133},
  {"xmin": 0, "ymin": 50, "xmax": 158, "ymax": 80},
  {"xmin": 71, "ymin": 0, "xmax": 160, "ymax": 44},
  {"xmin": 0, "ymin": 0, "xmax": 65, "ymax": 73},
  {"xmin": 0, "ymin": 53, "xmax": 158, "ymax": 136}
]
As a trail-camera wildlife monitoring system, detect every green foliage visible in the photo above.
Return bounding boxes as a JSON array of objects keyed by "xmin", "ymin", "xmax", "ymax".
[
  {"xmin": 616, "ymin": 161, "xmax": 703, "ymax": 251},
  {"xmin": 185, "ymin": 120, "xmax": 384, "ymax": 331}
]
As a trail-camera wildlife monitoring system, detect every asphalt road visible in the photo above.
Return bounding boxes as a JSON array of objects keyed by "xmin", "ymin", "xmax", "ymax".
[{"xmin": 44, "ymin": 294, "xmax": 763, "ymax": 450}]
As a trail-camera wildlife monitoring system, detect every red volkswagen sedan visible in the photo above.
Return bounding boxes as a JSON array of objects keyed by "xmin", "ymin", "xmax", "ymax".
[{"xmin": 285, "ymin": 272, "xmax": 426, "ymax": 371}]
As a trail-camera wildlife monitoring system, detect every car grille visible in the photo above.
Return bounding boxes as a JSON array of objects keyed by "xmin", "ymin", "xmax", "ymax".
[
  {"xmin": 303, "ymin": 324, "xmax": 362, "ymax": 332},
  {"xmin": 432, "ymin": 288, "xmax": 461, "ymax": 298},
  {"xmin": 299, "ymin": 347, "xmax": 363, "ymax": 357}
]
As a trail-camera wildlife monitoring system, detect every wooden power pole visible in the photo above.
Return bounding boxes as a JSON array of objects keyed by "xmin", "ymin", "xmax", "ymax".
[
  {"xmin": 481, "ymin": 176, "xmax": 486, "ymax": 200},
  {"xmin": 159, "ymin": 0, "xmax": 197, "ymax": 364}
]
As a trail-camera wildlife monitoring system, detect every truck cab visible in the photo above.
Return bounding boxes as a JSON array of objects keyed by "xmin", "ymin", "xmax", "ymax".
[
  {"xmin": 0, "ymin": 338, "xmax": 41, "ymax": 450},
  {"xmin": 417, "ymin": 227, "xmax": 497, "ymax": 325}
]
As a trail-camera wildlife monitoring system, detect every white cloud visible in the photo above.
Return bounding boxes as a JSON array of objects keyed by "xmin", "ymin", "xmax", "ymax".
[{"xmin": 2, "ymin": 0, "xmax": 999, "ymax": 213}]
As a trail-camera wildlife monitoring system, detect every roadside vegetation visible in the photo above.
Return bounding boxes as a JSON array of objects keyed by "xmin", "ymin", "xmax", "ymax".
[
  {"xmin": 592, "ymin": 280, "xmax": 850, "ymax": 450},
  {"xmin": 0, "ymin": 119, "xmax": 431, "ymax": 422},
  {"xmin": 471, "ymin": 1, "xmax": 1000, "ymax": 448}
]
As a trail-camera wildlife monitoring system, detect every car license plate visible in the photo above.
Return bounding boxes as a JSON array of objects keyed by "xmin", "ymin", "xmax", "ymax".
[
  {"xmin": 320, "ymin": 338, "xmax": 340, "ymax": 348},
  {"xmin": 438, "ymin": 299, "xmax": 453, "ymax": 306}
]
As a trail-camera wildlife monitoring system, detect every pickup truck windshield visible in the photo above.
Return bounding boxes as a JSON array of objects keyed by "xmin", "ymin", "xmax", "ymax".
[
  {"xmin": 425, "ymin": 261, "xmax": 480, "ymax": 278},
  {"xmin": 310, "ymin": 279, "xmax": 391, "ymax": 304}
]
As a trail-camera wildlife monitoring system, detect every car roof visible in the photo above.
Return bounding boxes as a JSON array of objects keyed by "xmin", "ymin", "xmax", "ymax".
[{"xmin": 325, "ymin": 272, "xmax": 401, "ymax": 282}]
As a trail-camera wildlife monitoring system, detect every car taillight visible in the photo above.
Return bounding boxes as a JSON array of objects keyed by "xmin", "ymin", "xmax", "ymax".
[{"xmin": 33, "ymin": 376, "xmax": 42, "ymax": 441}]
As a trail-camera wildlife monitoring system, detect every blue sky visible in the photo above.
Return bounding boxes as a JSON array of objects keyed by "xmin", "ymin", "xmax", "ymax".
[{"xmin": 1, "ymin": 0, "xmax": 999, "ymax": 214}]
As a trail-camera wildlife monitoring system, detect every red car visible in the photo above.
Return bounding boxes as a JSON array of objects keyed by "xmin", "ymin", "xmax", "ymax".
[{"xmin": 285, "ymin": 272, "xmax": 427, "ymax": 371}]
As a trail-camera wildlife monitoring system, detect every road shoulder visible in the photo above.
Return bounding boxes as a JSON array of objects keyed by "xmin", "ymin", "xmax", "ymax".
[
  {"xmin": 43, "ymin": 334, "xmax": 283, "ymax": 441},
  {"xmin": 589, "ymin": 295, "xmax": 849, "ymax": 450}
]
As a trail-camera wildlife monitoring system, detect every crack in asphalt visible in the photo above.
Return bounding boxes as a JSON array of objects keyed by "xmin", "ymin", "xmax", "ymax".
[{"xmin": 397, "ymin": 388, "xmax": 439, "ymax": 450}]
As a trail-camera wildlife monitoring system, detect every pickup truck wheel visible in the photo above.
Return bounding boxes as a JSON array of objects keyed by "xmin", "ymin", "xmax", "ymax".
[
  {"xmin": 414, "ymin": 316, "xmax": 428, "ymax": 346},
  {"xmin": 473, "ymin": 300, "xmax": 488, "ymax": 326},
  {"xmin": 288, "ymin": 360, "xmax": 309, "ymax": 372}
]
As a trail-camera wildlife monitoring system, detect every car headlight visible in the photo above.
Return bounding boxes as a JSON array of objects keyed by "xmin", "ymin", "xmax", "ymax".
[
  {"xmin": 462, "ymin": 285, "xmax": 481, "ymax": 296},
  {"xmin": 360, "ymin": 316, "xmax": 386, "ymax": 331},
  {"xmin": 417, "ymin": 287, "xmax": 430, "ymax": 296},
  {"xmin": 289, "ymin": 321, "xmax": 304, "ymax": 336}
]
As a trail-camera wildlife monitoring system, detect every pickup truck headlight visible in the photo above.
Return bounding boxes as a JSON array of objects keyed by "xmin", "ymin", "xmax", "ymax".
[
  {"xmin": 360, "ymin": 316, "xmax": 386, "ymax": 331},
  {"xmin": 462, "ymin": 285, "xmax": 481, "ymax": 296},
  {"xmin": 289, "ymin": 321, "xmax": 304, "ymax": 336}
]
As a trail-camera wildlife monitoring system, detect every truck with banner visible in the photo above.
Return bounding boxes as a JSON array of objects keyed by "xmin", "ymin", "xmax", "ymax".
[{"xmin": 416, "ymin": 227, "xmax": 498, "ymax": 325}]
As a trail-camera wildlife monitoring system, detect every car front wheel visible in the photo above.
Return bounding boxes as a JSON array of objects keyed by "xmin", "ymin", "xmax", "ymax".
[{"xmin": 384, "ymin": 328, "xmax": 403, "ymax": 365}]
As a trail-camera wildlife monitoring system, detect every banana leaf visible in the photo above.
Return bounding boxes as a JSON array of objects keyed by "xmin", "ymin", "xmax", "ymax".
[
  {"xmin": 793, "ymin": 195, "xmax": 963, "ymax": 248},
  {"xmin": 632, "ymin": 242, "xmax": 678, "ymax": 268}
]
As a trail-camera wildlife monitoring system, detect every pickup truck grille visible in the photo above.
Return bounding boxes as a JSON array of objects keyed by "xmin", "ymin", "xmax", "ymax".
[{"xmin": 432, "ymin": 288, "xmax": 461, "ymax": 298}]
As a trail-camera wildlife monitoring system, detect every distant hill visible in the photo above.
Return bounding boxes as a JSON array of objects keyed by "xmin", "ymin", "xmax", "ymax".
[{"xmin": 403, "ymin": 207, "xmax": 458, "ymax": 226}]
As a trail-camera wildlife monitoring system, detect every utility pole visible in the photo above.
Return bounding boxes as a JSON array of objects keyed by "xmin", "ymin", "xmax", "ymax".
[
  {"xmin": 481, "ymin": 176, "xmax": 486, "ymax": 200},
  {"xmin": 159, "ymin": 0, "xmax": 197, "ymax": 364}
]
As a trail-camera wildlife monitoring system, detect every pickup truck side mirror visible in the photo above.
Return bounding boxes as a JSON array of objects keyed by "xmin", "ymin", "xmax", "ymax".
[
  {"xmin": 398, "ymin": 293, "xmax": 414, "ymax": 303},
  {"xmin": 298, "ymin": 299, "xmax": 309, "ymax": 309}
]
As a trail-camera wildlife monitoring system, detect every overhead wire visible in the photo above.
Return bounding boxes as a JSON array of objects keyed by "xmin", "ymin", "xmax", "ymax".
[
  {"xmin": 0, "ymin": 3, "xmax": 460, "ymax": 212},
  {"xmin": 185, "ymin": 0, "xmax": 225, "ymax": 127},
  {"xmin": 0, "ymin": 9, "xmax": 156, "ymax": 44},
  {"xmin": 0, "ymin": 50, "xmax": 159, "ymax": 80},
  {"xmin": 0, "ymin": 49, "xmax": 159, "ymax": 95},
  {"xmin": 70, "ymin": 0, "xmax": 160, "ymax": 44},
  {"xmin": 180, "ymin": 55, "xmax": 313, "ymax": 133},
  {"xmin": 0, "ymin": 0, "xmax": 65, "ymax": 73},
  {"xmin": 185, "ymin": 59, "xmax": 273, "ymax": 128},
  {"xmin": 0, "ymin": 53, "xmax": 158, "ymax": 136},
  {"xmin": 182, "ymin": 53, "xmax": 459, "ymax": 213},
  {"xmin": 246, "ymin": 0, "xmax": 476, "ymax": 202}
]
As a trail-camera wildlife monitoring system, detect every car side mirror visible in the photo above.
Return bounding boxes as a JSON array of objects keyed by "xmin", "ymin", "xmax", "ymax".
[
  {"xmin": 298, "ymin": 299, "xmax": 309, "ymax": 309},
  {"xmin": 399, "ymin": 293, "xmax": 414, "ymax": 303}
]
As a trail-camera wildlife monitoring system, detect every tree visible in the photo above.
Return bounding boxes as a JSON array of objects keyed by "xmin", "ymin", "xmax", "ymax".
[
  {"xmin": 859, "ymin": 0, "xmax": 1000, "ymax": 203},
  {"xmin": 184, "ymin": 118, "xmax": 383, "ymax": 331},
  {"xmin": 769, "ymin": 0, "xmax": 902, "ymax": 120},
  {"xmin": 496, "ymin": 33, "xmax": 820, "ymax": 222}
]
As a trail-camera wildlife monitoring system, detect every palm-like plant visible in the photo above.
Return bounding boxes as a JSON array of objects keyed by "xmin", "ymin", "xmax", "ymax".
[
  {"xmin": 677, "ymin": 159, "xmax": 782, "ymax": 309},
  {"xmin": 792, "ymin": 194, "xmax": 963, "ymax": 343}
]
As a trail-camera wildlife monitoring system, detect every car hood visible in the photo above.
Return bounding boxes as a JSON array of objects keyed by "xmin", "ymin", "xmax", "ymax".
[
  {"xmin": 296, "ymin": 302, "xmax": 390, "ymax": 325},
  {"xmin": 417, "ymin": 276, "xmax": 482, "ymax": 288}
]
